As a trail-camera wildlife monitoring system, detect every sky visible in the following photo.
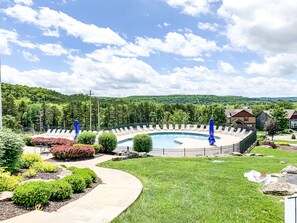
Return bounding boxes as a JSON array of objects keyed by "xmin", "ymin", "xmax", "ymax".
[{"xmin": 0, "ymin": 0, "xmax": 297, "ymax": 97}]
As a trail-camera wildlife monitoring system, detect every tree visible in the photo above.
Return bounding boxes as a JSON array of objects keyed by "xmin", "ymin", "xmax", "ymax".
[
  {"xmin": 264, "ymin": 118, "xmax": 279, "ymax": 141},
  {"xmin": 271, "ymin": 107, "xmax": 288, "ymax": 131},
  {"xmin": 169, "ymin": 110, "xmax": 189, "ymax": 126}
]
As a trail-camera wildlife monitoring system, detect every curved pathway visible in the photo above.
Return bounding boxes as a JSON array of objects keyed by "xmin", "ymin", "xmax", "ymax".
[{"xmin": 2, "ymin": 155, "xmax": 143, "ymax": 223}]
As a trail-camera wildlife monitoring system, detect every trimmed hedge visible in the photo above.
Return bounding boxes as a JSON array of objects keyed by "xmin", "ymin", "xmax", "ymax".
[
  {"xmin": 22, "ymin": 136, "xmax": 33, "ymax": 146},
  {"xmin": 98, "ymin": 132, "xmax": 117, "ymax": 153},
  {"xmin": 50, "ymin": 145, "xmax": 95, "ymax": 159},
  {"xmin": 62, "ymin": 175, "xmax": 86, "ymax": 193},
  {"xmin": 133, "ymin": 134, "xmax": 153, "ymax": 152},
  {"xmin": 77, "ymin": 132, "xmax": 96, "ymax": 145},
  {"xmin": 0, "ymin": 168, "xmax": 23, "ymax": 191},
  {"xmin": 12, "ymin": 181, "xmax": 51, "ymax": 207},
  {"xmin": 68, "ymin": 167, "xmax": 97, "ymax": 183},
  {"xmin": 31, "ymin": 161, "xmax": 58, "ymax": 173},
  {"xmin": 32, "ymin": 137, "xmax": 75, "ymax": 147},
  {"xmin": 49, "ymin": 180, "xmax": 72, "ymax": 201},
  {"xmin": 18, "ymin": 153, "xmax": 42, "ymax": 169},
  {"xmin": 0, "ymin": 128, "xmax": 25, "ymax": 171}
]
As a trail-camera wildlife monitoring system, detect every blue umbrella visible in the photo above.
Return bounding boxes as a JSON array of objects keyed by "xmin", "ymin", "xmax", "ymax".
[
  {"xmin": 208, "ymin": 119, "xmax": 216, "ymax": 145},
  {"xmin": 74, "ymin": 120, "xmax": 80, "ymax": 140}
]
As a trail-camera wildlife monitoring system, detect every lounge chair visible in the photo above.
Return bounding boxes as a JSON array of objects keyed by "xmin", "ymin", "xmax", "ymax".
[
  {"xmin": 168, "ymin": 124, "xmax": 173, "ymax": 130},
  {"xmin": 240, "ymin": 129, "xmax": 246, "ymax": 135},
  {"xmin": 174, "ymin": 124, "xmax": 179, "ymax": 130},
  {"xmin": 49, "ymin": 129, "xmax": 57, "ymax": 135},
  {"xmin": 180, "ymin": 124, "xmax": 185, "ymax": 130},
  {"xmin": 163, "ymin": 124, "xmax": 168, "ymax": 130},
  {"xmin": 149, "ymin": 125, "xmax": 154, "ymax": 131},
  {"xmin": 70, "ymin": 130, "xmax": 75, "ymax": 138},
  {"xmin": 222, "ymin": 127, "xmax": 229, "ymax": 134},
  {"xmin": 191, "ymin": 124, "xmax": 197, "ymax": 130},
  {"xmin": 53, "ymin": 129, "xmax": 62, "ymax": 136},
  {"xmin": 186, "ymin": 124, "xmax": 191, "ymax": 130},
  {"xmin": 198, "ymin": 125, "xmax": 204, "ymax": 131},
  {"xmin": 124, "ymin": 127, "xmax": 130, "ymax": 134},
  {"xmin": 136, "ymin": 126, "xmax": 143, "ymax": 132},
  {"xmin": 155, "ymin": 124, "xmax": 161, "ymax": 131},
  {"xmin": 217, "ymin": 126, "xmax": 223, "ymax": 132},
  {"xmin": 44, "ymin": 129, "xmax": 52, "ymax": 136},
  {"xmin": 111, "ymin": 129, "xmax": 117, "ymax": 135},
  {"xmin": 129, "ymin": 126, "xmax": 135, "ymax": 133},
  {"xmin": 120, "ymin": 128, "xmax": 126, "ymax": 135},
  {"xmin": 115, "ymin": 128, "xmax": 122, "ymax": 135},
  {"xmin": 233, "ymin": 128, "xmax": 242, "ymax": 136},
  {"xmin": 228, "ymin": 127, "xmax": 235, "ymax": 134},
  {"xmin": 143, "ymin": 125, "xmax": 148, "ymax": 131}
]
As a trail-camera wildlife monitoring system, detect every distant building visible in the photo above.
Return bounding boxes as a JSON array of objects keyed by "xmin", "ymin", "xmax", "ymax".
[
  {"xmin": 256, "ymin": 110, "xmax": 297, "ymax": 130},
  {"xmin": 224, "ymin": 109, "xmax": 256, "ymax": 129}
]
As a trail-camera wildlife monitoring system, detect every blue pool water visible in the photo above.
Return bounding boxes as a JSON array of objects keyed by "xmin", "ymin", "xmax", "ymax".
[{"xmin": 117, "ymin": 132, "xmax": 219, "ymax": 149}]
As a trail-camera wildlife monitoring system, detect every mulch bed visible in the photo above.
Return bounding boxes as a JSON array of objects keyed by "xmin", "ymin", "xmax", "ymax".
[
  {"xmin": 0, "ymin": 178, "xmax": 102, "ymax": 221},
  {"xmin": 18, "ymin": 168, "xmax": 63, "ymax": 181},
  {"xmin": 277, "ymin": 145, "xmax": 297, "ymax": 152}
]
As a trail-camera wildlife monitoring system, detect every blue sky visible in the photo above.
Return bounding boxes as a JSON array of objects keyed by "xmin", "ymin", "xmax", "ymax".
[{"xmin": 1, "ymin": 0, "xmax": 297, "ymax": 97}]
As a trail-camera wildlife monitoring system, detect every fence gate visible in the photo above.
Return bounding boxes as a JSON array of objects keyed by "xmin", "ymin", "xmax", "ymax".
[{"xmin": 285, "ymin": 195, "xmax": 297, "ymax": 223}]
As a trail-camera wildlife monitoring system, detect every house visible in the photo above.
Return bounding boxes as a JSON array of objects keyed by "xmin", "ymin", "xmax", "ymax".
[
  {"xmin": 256, "ymin": 109, "xmax": 297, "ymax": 130},
  {"xmin": 224, "ymin": 109, "xmax": 256, "ymax": 129}
]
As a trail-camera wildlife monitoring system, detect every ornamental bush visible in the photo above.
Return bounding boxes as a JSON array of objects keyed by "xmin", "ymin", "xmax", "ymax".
[
  {"xmin": 0, "ymin": 168, "xmax": 23, "ymax": 191},
  {"xmin": 22, "ymin": 136, "xmax": 33, "ymax": 146},
  {"xmin": 12, "ymin": 181, "xmax": 51, "ymax": 207},
  {"xmin": 98, "ymin": 132, "xmax": 117, "ymax": 153},
  {"xmin": 49, "ymin": 180, "xmax": 72, "ymax": 201},
  {"xmin": 31, "ymin": 161, "xmax": 58, "ymax": 173},
  {"xmin": 18, "ymin": 153, "xmax": 42, "ymax": 169},
  {"xmin": 0, "ymin": 128, "xmax": 25, "ymax": 171},
  {"xmin": 50, "ymin": 145, "xmax": 95, "ymax": 159},
  {"xmin": 62, "ymin": 175, "xmax": 86, "ymax": 193},
  {"xmin": 93, "ymin": 143, "xmax": 100, "ymax": 153},
  {"xmin": 22, "ymin": 168, "xmax": 37, "ymax": 178},
  {"xmin": 292, "ymin": 134, "xmax": 296, "ymax": 140},
  {"xmin": 32, "ymin": 137, "xmax": 75, "ymax": 147},
  {"xmin": 133, "ymin": 134, "xmax": 153, "ymax": 152},
  {"xmin": 76, "ymin": 173, "xmax": 93, "ymax": 187},
  {"xmin": 77, "ymin": 132, "xmax": 96, "ymax": 145},
  {"xmin": 68, "ymin": 167, "xmax": 97, "ymax": 183}
]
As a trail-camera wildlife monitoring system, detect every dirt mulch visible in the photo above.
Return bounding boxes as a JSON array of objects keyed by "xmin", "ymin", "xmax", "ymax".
[
  {"xmin": 277, "ymin": 145, "xmax": 297, "ymax": 152},
  {"xmin": 46, "ymin": 153, "xmax": 108, "ymax": 163},
  {"xmin": 0, "ymin": 178, "xmax": 102, "ymax": 221},
  {"xmin": 18, "ymin": 168, "xmax": 63, "ymax": 181}
]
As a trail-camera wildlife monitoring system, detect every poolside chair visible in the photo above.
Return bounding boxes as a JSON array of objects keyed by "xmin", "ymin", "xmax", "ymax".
[
  {"xmin": 136, "ymin": 126, "xmax": 143, "ymax": 132},
  {"xmin": 180, "ymin": 124, "xmax": 185, "ymax": 130},
  {"xmin": 168, "ymin": 124, "xmax": 173, "ymax": 130},
  {"xmin": 217, "ymin": 126, "xmax": 223, "ymax": 132},
  {"xmin": 239, "ymin": 129, "xmax": 246, "ymax": 135},
  {"xmin": 115, "ymin": 128, "xmax": 122, "ymax": 136},
  {"xmin": 44, "ymin": 129, "xmax": 52, "ymax": 136},
  {"xmin": 143, "ymin": 125, "xmax": 148, "ymax": 131},
  {"xmin": 129, "ymin": 126, "xmax": 135, "ymax": 133},
  {"xmin": 222, "ymin": 126, "xmax": 229, "ymax": 134},
  {"xmin": 191, "ymin": 124, "xmax": 197, "ymax": 131},
  {"xmin": 53, "ymin": 129, "xmax": 62, "ymax": 136},
  {"xmin": 70, "ymin": 130, "xmax": 75, "ymax": 138},
  {"xmin": 186, "ymin": 124, "xmax": 191, "ymax": 130},
  {"xmin": 120, "ymin": 128, "xmax": 126, "ymax": 135},
  {"xmin": 124, "ymin": 127, "xmax": 130, "ymax": 134},
  {"xmin": 111, "ymin": 129, "xmax": 117, "ymax": 135},
  {"xmin": 155, "ymin": 124, "xmax": 161, "ymax": 131},
  {"xmin": 233, "ymin": 128, "xmax": 242, "ymax": 136},
  {"xmin": 174, "ymin": 124, "xmax": 179, "ymax": 130},
  {"xmin": 163, "ymin": 124, "xmax": 168, "ymax": 130},
  {"xmin": 198, "ymin": 125, "xmax": 204, "ymax": 131},
  {"xmin": 202, "ymin": 125, "xmax": 209, "ymax": 132},
  {"xmin": 149, "ymin": 124, "xmax": 154, "ymax": 131},
  {"xmin": 228, "ymin": 127, "xmax": 235, "ymax": 134},
  {"xmin": 49, "ymin": 129, "xmax": 57, "ymax": 135}
]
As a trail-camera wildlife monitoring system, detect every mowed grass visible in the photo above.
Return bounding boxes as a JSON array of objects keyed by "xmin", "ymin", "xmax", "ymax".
[{"xmin": 98, "ymin": 147, "xmax": 297, "ymax": 223}]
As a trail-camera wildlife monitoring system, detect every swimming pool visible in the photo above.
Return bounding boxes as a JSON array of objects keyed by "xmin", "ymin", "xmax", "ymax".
[{"xmin": 117, "ymin": 132, "xmax": 219, "ymax": 149}]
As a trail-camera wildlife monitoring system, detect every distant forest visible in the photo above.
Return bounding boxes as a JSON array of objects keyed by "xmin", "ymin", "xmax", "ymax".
[{"xmin": 1, "ymin": 83, "xmax": 296, "ymax": 132}]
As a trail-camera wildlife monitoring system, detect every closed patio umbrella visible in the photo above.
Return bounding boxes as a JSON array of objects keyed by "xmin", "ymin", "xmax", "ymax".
[
  {"xmin": 208, "ymin": 119, "xmax": 216, "ymax": 145},
  {"xmin": 74, "ymin": 120, "xmax": 80, "ymax": 140}
]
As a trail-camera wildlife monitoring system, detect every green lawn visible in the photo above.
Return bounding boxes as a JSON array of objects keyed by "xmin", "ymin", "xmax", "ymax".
[
  {"xmin": 98, "ymin": 147, "xmax": 297, "ymax": 223},
  {"xmin": 274, "ymin": 139, "xmax": 297, "ymax": 144}
]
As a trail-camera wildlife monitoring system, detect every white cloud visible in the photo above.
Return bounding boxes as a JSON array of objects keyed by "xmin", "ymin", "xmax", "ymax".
[
  {"xmin": 22, "ymin": 50, "xmax": 39, "ymax": 62},
  {"xmin": 164, "ymin": 0, "xmax": 215, "ymax": 16},
  {"xmin": 14, "ymin": 0, "xmax": 33, "ymax": 6},
  {"xmin": 4, "ymin": 5, "xmax": 126, "ymax": 46},
  {"xmin": 198, "ymin": 22, "xmax": 219, "ymax": 32},
  {"xmin": 246, "ymin": 54, "xmax": 297, "ymax": 76},
  {"xmin": 218, "ymin": 0, "xmax": 297, "ymax": 55},
  {"xmin": 38, "ymin": 43, "xmax": 68, "ymax": 56},
  {"xmin": 218, "ymin": 60, "xmax": 236, "ymax": 73},
  {"xmin": 0, "ymin": 29, "xmax": 18, "ymax": 55}
]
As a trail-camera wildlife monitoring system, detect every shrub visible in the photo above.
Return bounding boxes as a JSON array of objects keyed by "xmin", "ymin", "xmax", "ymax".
[
  {"xmin": 262, "ymin": 141, "xmax": 278, "ymax": 149},
  {"xmin": 49, "ymin": 180, "xmax": 72, "ymax": 201},
  {"xmin": 98, "ymin": 133, "xmax": 117, "ymax": 153},
  {"xmin": 32, "ymin": 137, "xmax": 75, "ymax": 147},
  {"xmin": 12, "ymin": 181, "xmax": 51, "ymax": 207},
  {"xmin": 23, "ymin": 168, "xmax": 37, "ymax": 178},
  {"xmin": 31, "ymin": 162, "xmax": 58, "ymax": 173},
  {"xmin": 18, "ymin": 153, "xmax": 42, "ymax": 169},
  {"xmin": 133, "ymin": 134, "xmax": 153, "ymax": 153},
  {"xmin": 93, "ymin": 143, "xmax": 100, "ymax": 153},
  {"xmin": 0, "ymin": 128, "xmax": 25, "ymax": 171},
  {"xmin": 68, "ymin": 167, "xmax": 97, "ymax": 183},
  {"xmin": 278, "ymin": 142, "xmax": 290, "ymax": 146},
  {"xmin": 0, "ymin": 168, "xmax": 23, "ymax": 191},
  {"xmin": 292, "ymin": 134, "xmax": 296, "ymax": 140},
  {"xmin": 75, "ymin": 173, "xmax": 93, "ymax": 187},
  {"xmin": 77, "ymin": 132, "xmax": 96, "ymax": 145},
  {"xmin": 50, "ymin": 145, "xmax": 95, "ymax": 159},
  {"xmin": 22, "ymin": 136, "xmax": 33, "ymax": 146},
  {"xmin": 62, "ymin": 175, "xmax": 86, "ymax": 193}
]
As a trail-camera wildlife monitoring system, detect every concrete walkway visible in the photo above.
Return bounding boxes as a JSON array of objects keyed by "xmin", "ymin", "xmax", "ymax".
[{"xmin": 2, "ymin": 155, "xmax": 143, "ymax": 223}]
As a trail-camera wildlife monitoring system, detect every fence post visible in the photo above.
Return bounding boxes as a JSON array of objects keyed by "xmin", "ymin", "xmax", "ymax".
[
  {"xmin": 183, "ymin": 148, "xmax": 186, "ymax": 157},
  {"xmin": 162, "ymin": 148, "xmax": 165, "ymax": 156},
  {"xmin": 203, "ymin": 148, "xmax": 206, "ymax": 156},
  {"xmin": 127, "ymin": 146, "xmax": 129, "ymax": 152},
  {"xmin": 220, "ymin": 146, "xmax": 222, "ymax": 154},
  {"xmin": 233, "ymin": 144, "xmax": 235, "ymax": 152}
]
